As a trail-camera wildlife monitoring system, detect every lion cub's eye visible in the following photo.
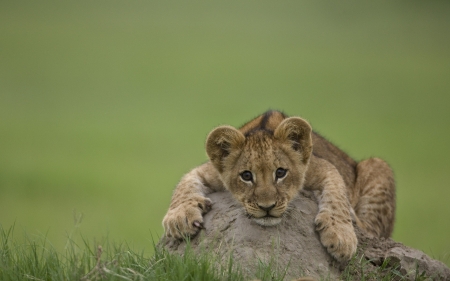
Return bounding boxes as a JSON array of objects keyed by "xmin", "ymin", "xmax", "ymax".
[
  {"xmin": 275, "ymin": 168, "xmax": 287, "ymax": 180},
  {"xmin": 240, "ymin": 171, "xmax": 253, "ymax": 182}
]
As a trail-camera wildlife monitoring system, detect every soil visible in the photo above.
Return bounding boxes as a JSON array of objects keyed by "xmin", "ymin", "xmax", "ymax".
[{"xmin": 159, "ymin": 190, "xmax": 450, "ymax": 280}]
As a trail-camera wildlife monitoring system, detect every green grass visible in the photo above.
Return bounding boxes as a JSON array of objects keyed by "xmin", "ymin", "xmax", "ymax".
[
  {"xmin": 0, "ymin": 224, "xmax": 291, "ymax": 281},
  {"xmin": 1, "ymin": 225, "xmax": 433, "ymax": 281},
  {"xmin": 341, "ymin": 255, "xmax": 427, "ymax": 281},
  {"xmin": 1, "ymin": 0, "xmax": 450, "ymax": 267}
]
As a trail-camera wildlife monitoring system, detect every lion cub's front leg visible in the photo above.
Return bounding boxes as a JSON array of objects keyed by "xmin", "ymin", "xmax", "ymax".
[
  {"xmin": 305, "ymin": 156, "xmax": 357, "ymax": 262},
  {"xmin": 162, "ymin": 162, "xmax": 224, "ymax": 239}
]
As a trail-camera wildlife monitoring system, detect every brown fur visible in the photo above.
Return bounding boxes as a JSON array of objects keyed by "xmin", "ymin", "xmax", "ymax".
[{"xmin": 162, "ymin": 110, "xmax": 396, "ymax": 262}]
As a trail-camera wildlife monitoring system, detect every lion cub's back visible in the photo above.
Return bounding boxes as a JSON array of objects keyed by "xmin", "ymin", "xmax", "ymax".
[
  {"xmin": 311, "ymin": 132, "xmax": 357, "ymax": 189},
  {"xmin": 238, "ymin": 110, "xmax": 288, "ymax": 135}
]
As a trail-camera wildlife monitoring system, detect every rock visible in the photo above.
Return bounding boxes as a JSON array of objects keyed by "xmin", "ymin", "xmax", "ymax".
[
  {"xmin": 361, "ymin": 235, "xmax": 450, "ymax": 280},
  {"xmin": 159, "ymin": 190, "xmax": 450, "ymax": 280}
]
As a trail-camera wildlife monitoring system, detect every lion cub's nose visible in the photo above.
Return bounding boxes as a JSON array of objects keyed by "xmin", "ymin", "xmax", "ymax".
[{"xmin": 258, "ymin": 203, "xmax": 276, "ymax": 212}]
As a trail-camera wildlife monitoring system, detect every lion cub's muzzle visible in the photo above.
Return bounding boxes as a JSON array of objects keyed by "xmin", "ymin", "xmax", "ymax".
[{"xmin": 247, "ymin": 201, "xmax": 286, "ymax": 227}]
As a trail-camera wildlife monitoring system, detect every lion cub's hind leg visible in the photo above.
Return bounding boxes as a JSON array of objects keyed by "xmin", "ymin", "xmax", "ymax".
[{"xmin": 353, "ymin": 158, "xmax": 396, "ymax": 238}]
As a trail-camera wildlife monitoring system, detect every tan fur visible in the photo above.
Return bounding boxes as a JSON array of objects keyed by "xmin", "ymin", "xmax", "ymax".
[{"xmin": 162, "ymin": 111, "xmax": 396, "ymax": 262}]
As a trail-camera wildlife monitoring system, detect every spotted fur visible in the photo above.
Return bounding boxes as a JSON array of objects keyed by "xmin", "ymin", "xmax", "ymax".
[{"xmin": 162, "ymin": 110, "xmax": 396, "ymax": 262}]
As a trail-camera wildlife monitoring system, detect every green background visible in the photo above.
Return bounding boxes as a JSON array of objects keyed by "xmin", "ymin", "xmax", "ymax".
[{"xmin": 1, "ymin": 1, "xmax": 449, "ymax": 266}]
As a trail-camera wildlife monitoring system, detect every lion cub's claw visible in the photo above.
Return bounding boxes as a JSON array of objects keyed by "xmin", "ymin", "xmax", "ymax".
[
  {"xmin": 197, "ymin": 198, "xmax": 212, "ymax": 213},
  {"xmin": 193, "ymin": 221, "xmax": 204, "ymax": 229},
  {"xmin": 163, "ymin": 197, "xmax": 212, "ymax": 239},
  {"xmin": 315, "ymin": 211, "xmax": 357, "ymax": 262}
]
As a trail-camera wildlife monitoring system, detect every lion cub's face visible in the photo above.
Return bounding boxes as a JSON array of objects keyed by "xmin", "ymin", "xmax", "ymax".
[
  {"xmin": 220, "ymin": 132, "xmax": 307, "ymax": 226},
  {"xmin": 206, "ymin": 117, "xmax": 313, "ymax": 226}
]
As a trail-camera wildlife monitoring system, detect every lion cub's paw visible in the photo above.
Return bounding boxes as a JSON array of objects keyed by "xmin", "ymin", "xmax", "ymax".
[
  {"xmin": 315, "ymin": 211, "xmax": 357, "ymax": 262},
  {"xmin": 162, "ymin": 196, "xmax": 212, "ymax": 239}
]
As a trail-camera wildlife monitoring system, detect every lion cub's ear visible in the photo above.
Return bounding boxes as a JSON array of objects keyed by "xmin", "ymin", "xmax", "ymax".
[
  {"xmin": 274, "ymin": 117, "xmax": 313, "ymax": 164},
  {"xmin": 206, "ymin": 126, "xmax": 245, "ymax": 172}
]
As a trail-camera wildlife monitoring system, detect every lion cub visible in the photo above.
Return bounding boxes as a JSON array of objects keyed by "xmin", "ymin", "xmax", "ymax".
[{"xmin": 162, "ymin": 111, "xmax": 395, "ymax": 261}]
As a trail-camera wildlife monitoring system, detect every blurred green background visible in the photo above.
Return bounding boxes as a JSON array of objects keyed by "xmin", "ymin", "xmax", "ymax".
[{"xmin": 1, "ymin": 1, "xmax": 449, "ymax": 266}]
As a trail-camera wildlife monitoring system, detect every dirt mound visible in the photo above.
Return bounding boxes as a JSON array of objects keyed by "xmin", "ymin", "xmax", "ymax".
[{"xmin": 160, "ymin": 191, "xmax": 450, "ymax": 280}]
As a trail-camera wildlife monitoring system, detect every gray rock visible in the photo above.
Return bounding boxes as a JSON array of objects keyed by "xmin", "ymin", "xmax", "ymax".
[{"xmin": 160, "ymin": 190, "xmax": 450, "ymax": 280}]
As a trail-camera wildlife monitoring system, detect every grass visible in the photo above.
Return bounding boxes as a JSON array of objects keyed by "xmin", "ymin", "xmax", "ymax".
[
  {"xmin": 1, "ymin": 224, "xmax": 438, "ymax": 281},
  {"xmin": 1, "ymin": 0, "xmax": 450, "ymax": 268},
  {"xmin": 0, "ymin": 224, "xmax": 266, "ymax": 281},
  {"xmin": 341, "ymin": 255, "xmax": 413, "ymax": 281}
]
